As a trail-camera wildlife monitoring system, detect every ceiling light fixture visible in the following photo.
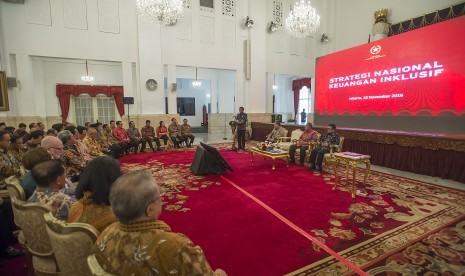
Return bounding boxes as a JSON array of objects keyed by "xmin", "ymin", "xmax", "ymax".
[
  {"xmin": 192, "ymin": 68, "xmax": 201, "ymax": 88},
  {"xmin": 81, "ymin": 61, "xmax": 94, "ymax": 83},
  {"xmin": 245, "ymin": 16, "xmax": 254, "ymax": 28},
  {"xmin": 285, "ymin": 0, "xmax": 320, "ymax": 38},
  {"xmin": 136, "ymin": 0, "xmax": 184, "ymax": 26}
]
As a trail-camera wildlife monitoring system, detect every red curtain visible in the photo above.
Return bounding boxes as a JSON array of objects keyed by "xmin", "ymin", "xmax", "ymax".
[
  {"xmin": 56, "ymin": 84, "xmax": 125, "ymax": 122},
  {"xmin": 292, "ymin": 78, "xmax": 311, "ymax": 120}
]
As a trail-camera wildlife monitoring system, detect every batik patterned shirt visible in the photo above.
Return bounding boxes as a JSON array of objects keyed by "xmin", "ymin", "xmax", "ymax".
[
  {"xmin": 28, "ymin": 187, "xmax": 75, "ymax": 221},
  {"xmin": 320, "ymin": 132, "xmax": 341, "ymax": 147},
  {"xmin": 180, "ymin": 124, "xmax": 192, "ymax": 135},
  {"xmin": 82, "ymin": 136, "xmax": 105, "ymax": 157},
  {"xmin": 235, "ymin": 113, "xmax": 248, "ymax": 130},
  {"xmin": 266, "ymin": 127, "xmax": 287, "ymax": 142},
  {"xmin": 126, "ymin": 128, "xmax": 142, "ymax": 140},
  {"xmin": 93, "ymin": 220, "xmax": 215, "ymax": 276},
  {"xmin": 61, "ymin": 145, "xmax": 87, "ymax": 177},
  {"xmin": 169, "ymin": 124, "xmax": 181, "ymax": 137},
  {"xmin": 0, "ymin": 148, "xmax": 22, "ymax": 185},
  {"xmin": 141, "ymin": 126, "xmax": 156, "ymax": 139}
]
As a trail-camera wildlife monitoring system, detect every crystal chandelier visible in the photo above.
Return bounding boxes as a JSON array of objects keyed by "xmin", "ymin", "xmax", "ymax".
[
  {"xmin": 192, "ymin": 68, "xmax": 201, "ymax": 88},
  {"xmin": 136, "ymin": 0, "xmax": 184, "ymax": 26},
  {"xmin": 285, "ymin": 0, "xmax": 320, "ymax": 38},
  {"xmin": 81, "ymin": 61, "xmax": 94, "ymax": 83}
]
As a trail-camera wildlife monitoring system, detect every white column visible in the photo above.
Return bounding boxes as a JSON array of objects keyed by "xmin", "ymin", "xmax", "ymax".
[
  {"xmin": 166, "ymin": 64, "xmax": 177, "ymax": 114},
  {"xmin": 211, "ymin": 78, "xmax": 218, "ymax": 113},
  {"xmin": 122, "ymin": 61, "xmax": 137, "ymax": 116},
  {"xmin": 15, "ymin": 54, "xmax": 36, "ymax": 116},
  {"xmin": 247, "ymin": 0, "xmax": 267, "ymax": 113},
  {"xmin": 137, "ymin": 16, "xmax": 164, "ymax": 114},
  {"xmin": 266, "ymin": 73, "xmax": 274, "ymax": 113},
  {"xmin": 235, "ymin": 71, "xmax": 244, "ymax": 112}
]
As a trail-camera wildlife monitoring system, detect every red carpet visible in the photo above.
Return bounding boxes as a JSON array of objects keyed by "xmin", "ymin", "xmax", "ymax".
[{"xmin": 119, "ymin": 146, "xmax": 465, "ymax": 275}]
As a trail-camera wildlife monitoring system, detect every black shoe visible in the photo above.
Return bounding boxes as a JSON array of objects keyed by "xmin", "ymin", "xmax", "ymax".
[
  {"xmin": 307, "ymin": 165, "xmax": 316, "ymax": 170},
  {"xmin": 312, "ymin": 166, "xmax": 322, "ymax": 172},
  {"xmin": 140, "ymin": 150, "xmax": 146, "ymax": 153},
  {"xmin": 289, "ymin": 160, "xmax": 295, "ymax": 164},
  {"xmin": 2, "ymin": 246, "xmax": 25, "ymax": 258}
]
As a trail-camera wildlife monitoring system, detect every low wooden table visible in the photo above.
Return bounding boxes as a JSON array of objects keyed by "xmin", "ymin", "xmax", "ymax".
[
  {"xmin": 250, "ymin": 148, "xmax": 289, "ymax": 170},
  {"xmin": 332, "ymin": 152, "xmax": 371, "ymax": 198}
]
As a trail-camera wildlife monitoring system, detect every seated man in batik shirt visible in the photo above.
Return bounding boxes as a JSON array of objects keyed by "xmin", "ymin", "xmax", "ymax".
[
  {"xmin": 100, "ymin": 124, "xmax": 124, "ymax": 158},
  {"xmin": 308, "ymin": 123, "xmax": 341, "ymax": 172},
  {"xmin": 92, "ymin": 170, "xmax": 227, "ymax": 276},
  {"xmin": 113, "ymin": 121, "xmax": 138, "ymax": 154},
  {"xmin": 127, "ymin": 121, "xmax": 147, "ymax": 153},
  {"xmin": 289, "ymin": 123, "xmax": 319, "ymax": 166},
  {"xmin": 265, "ymin": 122, "xmax": 287, "ymax": 143},
  {"xmin": 8, "ymin": 135, "xmax": 26, "ymax": 169},
  {"xmin": 82, "ymin": 128, "xmax": 106, "ymax": 157},
  {"xmin": 28, "ymin": 160, "xmax": 75, "ymax": 220},
  {"xmin": 0, "ymin": 131, "xmax": 22, "ymax": 186},
  {"xmin": 141, "ymin": 120, "xmax": 162, "ymax": 152},
  {"xmin": 180, "ymin": 119, "xmax": 195, "ymax": 148},
  {"xmin": 58, "ymin": 130, "xmax": 87, "ymax": 181},
  {"xmin": 25, "ymin": 130, "xmax": 44, "ymax": 152},
  {"xmin": 168, "ymin": 118, "xmax": 186, "ymax": 148}
]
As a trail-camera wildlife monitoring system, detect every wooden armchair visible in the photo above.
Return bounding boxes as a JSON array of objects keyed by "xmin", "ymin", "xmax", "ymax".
[
  {"xmin": 323, "ymin": 136, "xmax": 345, "ymax": 170},
  {"xmin": 87, "ymin": 254, "xmax": 115, "ymax": 276},
  {"xmin": 5, "ymin": 176, "xmax": 26, "ymax": 201},
  {"xmin": 44, "ymin": 213, "xmax": 99, "ymax": 276},
  {"xmin": 277, "ymin": 129, "xmax": 303, "ymax": 150},
  {"xmin": 295, "ymin": 132, "xmax": 321, "ymax": 163},
  {"xmin": 11, "ymin": 197, "xmax": 57, "ymax": 275}
]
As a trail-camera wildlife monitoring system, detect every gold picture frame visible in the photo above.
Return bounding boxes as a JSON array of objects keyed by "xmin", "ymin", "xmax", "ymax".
[{"xmin": 0, "ymin": 71, "xmax": 9, "ymax": 111}]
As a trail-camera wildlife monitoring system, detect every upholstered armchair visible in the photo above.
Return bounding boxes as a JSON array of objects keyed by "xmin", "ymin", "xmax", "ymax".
[
  {"xmin": 277, "ymin": 129, "xmax": 303, "ymax": 150},
  {"xmin": 11, "ymin": 197, "xmax": 57, "ymax": 275},
  {"xmin": 323, "ymin": 136, "xmax": 345, "ymax": 170},
  {"xmin": 294, "ymin": 132, "xmax": 321, "ymax": 162},
  {"xmin": 44, "ymin": 213, "xmax": 99, "ymax": 276},
  {"xmin": 5, "ymin": 176, "xmax": 26, "ymax": 201},
  {"xmin": 87, "ymin": 254, "xmax": 115, "ymax": 276}
]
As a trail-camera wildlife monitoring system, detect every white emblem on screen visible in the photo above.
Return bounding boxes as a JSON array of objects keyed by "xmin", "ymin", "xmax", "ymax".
[{"xmin": 370, "ymin": 45, "xmax": 381, "ymax": 55}]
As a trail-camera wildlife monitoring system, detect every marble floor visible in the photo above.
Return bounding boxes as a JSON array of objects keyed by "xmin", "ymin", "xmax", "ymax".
[{"xmin": 194, "ymin": 133, "xmax": 465, "ymax": 192}]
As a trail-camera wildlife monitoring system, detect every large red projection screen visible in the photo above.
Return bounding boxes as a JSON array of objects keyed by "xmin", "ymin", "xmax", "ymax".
[{"xmin": 315, "ymin": 17, "xmax": 465, "ymax": 117}]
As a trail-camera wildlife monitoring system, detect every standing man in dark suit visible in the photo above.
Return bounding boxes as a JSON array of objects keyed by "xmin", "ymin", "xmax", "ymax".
[{"xmin": 235, "ymin": 107, "xmax": 247, "ymax": 151}]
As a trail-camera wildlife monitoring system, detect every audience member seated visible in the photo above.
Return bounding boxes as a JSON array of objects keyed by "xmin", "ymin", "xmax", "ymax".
[
  {"xmin": 265, "ymin": 122, "xmax": 287, "ymax": 143},
  {"xmin": 52, "ymin": 123, "xmax": 65, "ymax": 133},
  {"xmin": 13, "ymin": 123, "xmax": 28, "ymax": 141},
  {"xmin": 0, "ymin": 197, "xmax": 24, "ymax": 264},
  {"xmin": 101, "ymin": 123, "xmax": 124, "ymax": 158},
  {"xmin": 181, "ymin": 119, "xmax": 195, "ymax": 148},
  {"xmin": 75, "ymin": 126, "xmax": 94, "ymax": 162},
  {"xmin": 8, "ymin": 135, "xmax": 26, "ymax": 168},
  {"xmin": 110, "ymin": 120, "xmax": 116, "ymax": 130},
  {"xmin": 82, "ymin": 128, "xmax": 106, "ymax": 157},
  {"xmin": 28, "ymin": 160, "xmax": 75, "ymax": 220},
  {"xmin": 92, "ymin": 170, "xmax": 227, "ymax": 276},
  {"xmin": 28, "ymin": 122, "xmax": 37, "ymax": 133},
  {"xmin": 168, "ymin": 118, "xmax": 186, "ymax": 148},
  {"xmin": 46, "ymin": 128, "xmax": 57, "ymax": 137},
  {"xmin": 127, "ymin": 121, "xmax": 146, "ymax": 153},
  {"xmin": 41, "ymin": 136, "xmax": 64, "ymax": 160},
  {"xmin": 113, "ymin": 121, "xmax": 137, "ymax": 154},
  {"xmin": 58, "ymin": 130, "xmax": 87, "ymax": 181},
  {"xmin": 308, "ymin": 124, "xmax": 341, "ymax": 172},
  {"xmin": 21, "ymin": 147, "xmax": 51, "ymax": 199},
  {"xmin": 0, "ymin": 131, "xmax": 22, "ymax": 185},
  {"xmin": 157, "ymin": 121, "xmax": 169, "ymax": 146},
  {"xmin": 141, "ymin": 120, "xmax": 162, "ymax": 152},
  {"xmin": 25, "ymin": 129, "xmax": 44, "ymax": 151},
  {"xmin": 0, "ymin": 122, "xmax": 5, "ymax": 131},
  {"xmin": 37, "ymin": 122, "xmax": 45, "ymax": 131},
  {"xmin": 68, "ymin": 156, "xmax": 121, "ymax": 233},
  {"xmin": 289, "ymin": 123, "xmax": 319, "ymax": 167},
  {"xmin": 84, "ymin": 122, "xmax": 91, "ymax": 129},
  {"xmin": 4, "ymin": 126, "xmax": 15, "ymax": 134}
]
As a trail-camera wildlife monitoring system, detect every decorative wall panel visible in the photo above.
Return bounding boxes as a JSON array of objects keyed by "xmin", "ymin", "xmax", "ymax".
[
  {"xmin": 98, "ymin": 0, "xmax": 120, "ymax": 34},
  {"xmin": 199, "ymin": 16, "xmax": 215, "ymax": 44},
  {"xmin": 63, "ymin": 0, "xmax": 88, "ymax": 30},
  {"xmin": 289, "ymin": 37, "xmax": 299, "ymax": 56},
  {"xmin": 26, "ymin": 0, "xmax": 52, "ymax": 26},
  {"xmin": 222, "ymin": 19, "xmax": 236, "ymax": 47},
  {"xmin": 222, "ymin": 0, "xmax": 235, "ymax": 17},
  {"xmin": 273, "ymin": 0, "xmax": 283, "ymax": 27},
  {"xmin": 176, "ymin": 14, "xmax": 192, "ymax": 41},
  {"xmin": 200, "ymin": 0, "xmax": 214, "ymax": 13}
]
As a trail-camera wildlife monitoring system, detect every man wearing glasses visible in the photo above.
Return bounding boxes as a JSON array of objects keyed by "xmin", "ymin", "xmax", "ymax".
[{"xmin": 308, "ymin": 124, "xmax": 341, "ymax": 172}]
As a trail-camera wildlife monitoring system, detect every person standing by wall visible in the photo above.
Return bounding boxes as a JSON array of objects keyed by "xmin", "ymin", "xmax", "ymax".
[{"xmin": 235, "ymin": 107, "xmax": 247, "ymax": 151}]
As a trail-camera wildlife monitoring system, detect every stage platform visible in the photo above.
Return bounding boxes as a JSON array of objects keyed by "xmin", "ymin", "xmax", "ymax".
[{"xmin": 251, "ymin": 122, "xmax": 465, "ymax": 184}]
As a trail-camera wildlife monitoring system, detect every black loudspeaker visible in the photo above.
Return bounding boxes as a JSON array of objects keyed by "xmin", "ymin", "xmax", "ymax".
[
  {"xmin": 123, "ymin": 97, "xmax": 134, "ymax": 104},
  {"xmin": 190, "ymin": 142, "xmax": 233, "ymax": 175}
]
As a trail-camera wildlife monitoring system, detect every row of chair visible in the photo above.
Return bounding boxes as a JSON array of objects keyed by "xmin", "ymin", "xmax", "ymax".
[
  {"xmin": 276, "ymin": 129, "xmax": 345, "ymax": 166},
  {"xmin": 5, "ymin": 177, "xmax": 111, "ymax": 276}
]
